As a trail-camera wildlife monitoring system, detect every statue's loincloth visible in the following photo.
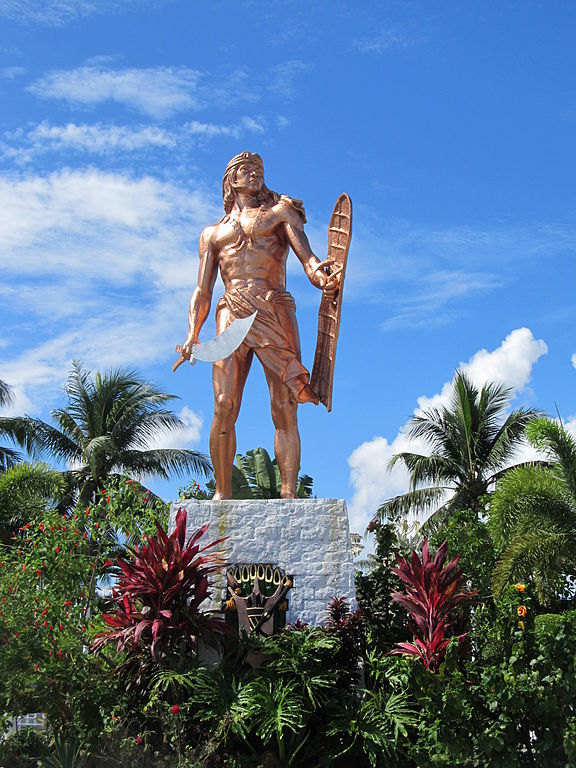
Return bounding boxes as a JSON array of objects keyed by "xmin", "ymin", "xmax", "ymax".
[{"xmin": 215, "ymin": 288, "xmax": 311, "ymax": 401}]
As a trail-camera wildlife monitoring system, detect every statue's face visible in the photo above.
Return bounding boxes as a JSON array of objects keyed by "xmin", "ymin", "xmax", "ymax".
[{"xmin": 233, "ymin": 162, "xmax": 264, "ymax": 195}]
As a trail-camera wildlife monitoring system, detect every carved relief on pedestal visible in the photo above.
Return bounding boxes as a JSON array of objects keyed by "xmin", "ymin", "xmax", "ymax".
[{"xmin": 222, "ymin": 563, "xmax": 293, "ymax": 636}]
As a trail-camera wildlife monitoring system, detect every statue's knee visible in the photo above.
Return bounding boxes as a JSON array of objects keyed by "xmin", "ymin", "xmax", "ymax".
[
  {"xmin": 214, "ymin": 393, "xmax": 235, "ymax": 419},
  {"xmin": 271, "ymin": 399, "xmax": 297, "ymax": 429}
]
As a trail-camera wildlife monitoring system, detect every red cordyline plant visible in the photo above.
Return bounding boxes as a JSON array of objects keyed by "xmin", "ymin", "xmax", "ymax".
[
  {"xmin": 389, "ymin": 539, "xmax": 477, "ymax": 673},
  {"xmin": 92, "ymin": 508, "xmax": 228, "ymax": 661}
]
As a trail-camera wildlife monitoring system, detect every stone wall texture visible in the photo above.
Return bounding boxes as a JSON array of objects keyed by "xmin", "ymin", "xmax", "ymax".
[{"xmin": 168, "ymin": 498, "xmax": 356, "ymax": 627}]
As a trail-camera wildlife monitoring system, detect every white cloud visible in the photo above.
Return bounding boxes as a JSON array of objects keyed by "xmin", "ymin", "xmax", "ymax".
[
  {"xmin": 0, "ymin": 168, "xmax": 215, "ymax": 283},
  {"xmin": 347, "ymin": 328, "xmax": 548, "ymax": 535},
  {"xmin": 0, "ymin": 168, "xmax": 220, "ymax": 412},
  {"xmin": 0, "ymin": 0, "xmax": 167, "ymax": 26},
  {"xmin": 572, "ymin": 352, "xmax": 576, "ymax": 369},
  {"xmin": 417, "ymin": 328, "xmax": 548, "ymax": 413},
  {"xmin": 28, "ymin": 66, "xmax": 203, "ymax": 118},
  {"xmin": 1, "ymin": 117, "xmax": 267, "ymax": 161},
  {"xmin": 27, "ymin": 65, "xmax": 260, "ymax": 118},
  {"xmin": 146, "ymin": 405, "xmax": 203, "ymax": 450}
]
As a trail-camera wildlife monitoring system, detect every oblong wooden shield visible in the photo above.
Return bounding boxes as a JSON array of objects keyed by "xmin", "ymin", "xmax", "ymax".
[{"xmin": 310, "ymin": 193, "xmax": 352, "ymax": 411}]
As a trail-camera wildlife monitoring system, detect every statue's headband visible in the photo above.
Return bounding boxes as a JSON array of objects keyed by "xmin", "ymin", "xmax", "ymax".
[{"xmin": 224, "ymin": 152, "xmax": 264, "ymax": 178}]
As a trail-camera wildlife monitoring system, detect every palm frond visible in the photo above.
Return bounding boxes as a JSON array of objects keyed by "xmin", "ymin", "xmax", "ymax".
[
  {"xmin": 0, "ymin": 380, "xmax": 14, "ymax": 409},
  {"xmin": 376, "ymin": 485, "xmax": 450, "ymax": 521}
]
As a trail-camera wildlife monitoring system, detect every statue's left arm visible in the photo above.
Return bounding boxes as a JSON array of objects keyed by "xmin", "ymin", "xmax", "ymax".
[{"xmin": 280, "ymin": 199, "xmax": 339, "ymax": 296}]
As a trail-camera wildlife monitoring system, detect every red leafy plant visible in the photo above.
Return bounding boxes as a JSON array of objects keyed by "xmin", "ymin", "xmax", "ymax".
[
  {"xmin": 389, "ymin": 539, "xmax": 477, "ymax": 673},
  {"xmin": 92, "ymin": 508, "xmax": 228, "ymax": 661}
]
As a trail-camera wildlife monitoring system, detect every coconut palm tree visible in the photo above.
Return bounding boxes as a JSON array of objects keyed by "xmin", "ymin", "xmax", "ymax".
[
  {"xmin": 376, "ymin": 370, "xmax": 541, "ymax": 532},
  {"xmin": 0, "ymin": 361, "xmax": 211, "ymax": 507},
  {"xmin": 0, "ymin": 380, "xmax": 22, "ymax": 471},
  {"xmin": 0, "ymin": 461, "xmax": 68, "ymax": 544},
  {"xmin": 490, "ymin": 417, "xmax": 576, "ymax": 604}
]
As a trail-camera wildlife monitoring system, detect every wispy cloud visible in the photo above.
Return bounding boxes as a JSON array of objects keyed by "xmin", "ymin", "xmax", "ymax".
[
  {"xmin": 341, "ymin": 214, "xmax": 576, "ymax": 328},
  {"xmin": 380, "ymin": 270, "xmax": 502, "ymax": 331},
  {"xmin": 352, "ymin": 26, "xmax": 425, "ymax": 54},
  {"xmin": 0, "ymin": 0, "xmax": 170, "ymax": 26},
  {"xmin": 26, "ymin": 65, "xmax": 260, "ymax": 119},
  {"xmin": 268, "ymin": 60, "xmax": 313, "ymax": 98},
  {"xmin": 1, "ymin": 117, "xmax": 266, "ymax": 162},
  {"xmin": 572, "ymin": 353, "xmax": 576, "ymax": 369},
  {"xmin": 0, "ymin": 66, "xmax": 26, "ymax": 79}
]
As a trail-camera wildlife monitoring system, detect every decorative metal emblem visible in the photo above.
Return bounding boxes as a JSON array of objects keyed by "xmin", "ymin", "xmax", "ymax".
[{"xmin": 222, "ymin": 563, "xmax": 293, "ymax": 636}]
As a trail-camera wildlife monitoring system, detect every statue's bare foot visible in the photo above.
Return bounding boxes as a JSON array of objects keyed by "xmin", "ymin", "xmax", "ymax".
[
  {"xmin": 298, "ymin": 385, "xmax": 320, "ymax": 405},
  {"xmin": 280, "ymin": 490, "xmax": 297, "ymax": 499},
  {"xmin": 212, "ymin": 491, "xmax": 231, "ymax": 500}
]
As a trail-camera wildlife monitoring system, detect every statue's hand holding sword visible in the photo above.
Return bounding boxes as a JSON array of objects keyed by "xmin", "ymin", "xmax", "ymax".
[{"xmin": 173, "ymin": 311, "xmax": 258, "ymax": 372}]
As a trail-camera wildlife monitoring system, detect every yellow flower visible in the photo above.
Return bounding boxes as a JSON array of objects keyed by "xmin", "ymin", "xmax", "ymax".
[
  {"xmin": 517, "ymin": 605, "xmax": 527, "ymax": 618},
  {"xmin": 518, "ymin": 620, "xmax": 525, "ymax": 632},
  {"xmin": 514, "ymin": 583, "xmax": 526, "ymax": 593}
]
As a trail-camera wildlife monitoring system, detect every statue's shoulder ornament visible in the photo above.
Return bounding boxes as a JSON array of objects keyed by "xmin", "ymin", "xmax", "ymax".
[{"xmin": 276, "ymin": 194, "xmax": 307, "ymax": 225}]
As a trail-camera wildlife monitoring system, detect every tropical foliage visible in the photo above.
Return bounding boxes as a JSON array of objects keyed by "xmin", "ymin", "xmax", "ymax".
[
  {"xmin": 490, "ymin": 417, "xmax": 576, "ymax": 604},
  {"xmin": 3, "ymin": 366, "xmax": 576, "ymax": 767},
  {"xmin": 0, "ymin": 379, "xmax": 22, "ymax": 470},
  {"xmin": 180, "ymin": 447, "xmax": 314, "ymax": 501},
  {"xmin": 389, "ymin": 539, "xmax": 477, "ymax": 672},
  {"xmin": 92, "ymin": 507, "xmax": 227, "ymax": 662},
  {"xmin": 377, "ymin": 370, "xmax": 540, "ymax": 531},
  {"xmin": 0, "ymin": 362, "xmax": 211, "ymax": 507}
]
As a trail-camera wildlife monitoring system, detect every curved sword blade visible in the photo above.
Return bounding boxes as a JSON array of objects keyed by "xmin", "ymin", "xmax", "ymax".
[{"xmin": 192, "ymin": 311, "xmax": 257, "ymax": 362}]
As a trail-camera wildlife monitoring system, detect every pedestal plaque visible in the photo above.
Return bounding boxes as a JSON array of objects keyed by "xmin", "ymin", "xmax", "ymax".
[{"xmin": 168, "ymin": 498, "xmax": 356, "ymax": 627}]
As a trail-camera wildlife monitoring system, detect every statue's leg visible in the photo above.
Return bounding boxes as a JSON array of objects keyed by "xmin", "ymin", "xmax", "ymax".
[
  {"xmin": 264, "ymin": 368, "xmax": 300, "ymax": 499},
  {"xmin": 211, "ymin": 346, "xmax": 252, "ymax": 500}
]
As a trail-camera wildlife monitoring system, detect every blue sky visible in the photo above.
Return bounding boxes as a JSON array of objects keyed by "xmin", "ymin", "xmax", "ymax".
[{"xmin": 1, "ymin": 0, "xmax": 575, "ymax": 537}]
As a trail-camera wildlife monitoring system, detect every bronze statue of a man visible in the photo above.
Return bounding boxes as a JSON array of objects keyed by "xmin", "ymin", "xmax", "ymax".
[{"xmin": 179, "ymin": 152, "xmax": 339, "ymax": 500}]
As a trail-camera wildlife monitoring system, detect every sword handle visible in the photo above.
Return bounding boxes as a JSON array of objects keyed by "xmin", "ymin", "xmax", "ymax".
[{"xmin": 173, "ymin": 345, "xmax": 196, "ymax": 373}]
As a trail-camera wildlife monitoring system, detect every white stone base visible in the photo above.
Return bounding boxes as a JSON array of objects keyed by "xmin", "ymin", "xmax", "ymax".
[{"xmin": 168, "ymin": 499, "xmax": 356, "ymax": 627}]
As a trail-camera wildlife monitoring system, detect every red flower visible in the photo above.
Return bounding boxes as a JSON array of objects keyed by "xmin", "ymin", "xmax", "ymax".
[
  {"xmin": 56, "ymin": 545, "xmax": 60, "ymax": 554},
  {"xmin": 64, "ymin": 600, "xmax": 73, "ymax": 607},
  {"xmin": 171, "ymin": 704, "xmax": 180, "ymax": 715},
  {"xmin": 135, "ymin": 736, "xmax": 143, "ymax": 745},
  {"xmin": 86, "ymin": 508, "xmax": 90, "ymax": 516},
  {"xmin": 36, "ymin": 570, "xmax": 42, "ymax": 579},
  {"xmin": 106, "ymin": 496, "xmax": 110, "ymax": 503},
  {"xmin": 35, "ymin": 662, "xmax": 40, "ymax": 671}
]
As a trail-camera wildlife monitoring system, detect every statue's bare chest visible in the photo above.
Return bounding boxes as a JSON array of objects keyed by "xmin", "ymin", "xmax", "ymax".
[{"xmin": 214, "ymin": 207, "xmax": 283, "ymax": 251}]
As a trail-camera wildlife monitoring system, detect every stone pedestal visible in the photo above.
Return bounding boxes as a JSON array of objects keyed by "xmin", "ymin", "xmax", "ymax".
[{"xmin": 168, "ymin": 498, "xmax": 356, "ymax": 627}]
